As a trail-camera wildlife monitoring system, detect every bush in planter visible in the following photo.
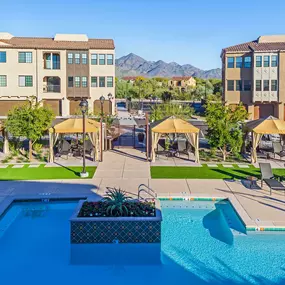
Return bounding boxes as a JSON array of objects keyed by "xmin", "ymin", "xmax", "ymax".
[
  {"xmin": 103, "ymin": 188, "xmax": 131, "ymax": 216},
  {"xmin": 78, "ymin": 188, "xmax": 156, "ymax": 218}
]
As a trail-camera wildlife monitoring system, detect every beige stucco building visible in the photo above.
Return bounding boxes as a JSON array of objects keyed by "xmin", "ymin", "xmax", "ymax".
[
  {"xmin": 0, "ymin": 33, "xmax": 115, "ymax": 117},
  {"xmin": 221, "ymin": 35, "xmax": 285, "ymax": 120},
  {"xmin": 168, "ymin": 76, "xmax": 196, "ymax": 91}
]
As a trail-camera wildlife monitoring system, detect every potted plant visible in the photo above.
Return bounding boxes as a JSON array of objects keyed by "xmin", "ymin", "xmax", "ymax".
[{"xmin": 70, "ymin": 188, "xmax": 162, "ymax": 244}]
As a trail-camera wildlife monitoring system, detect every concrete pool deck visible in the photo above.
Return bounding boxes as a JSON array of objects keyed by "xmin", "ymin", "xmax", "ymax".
[{"xmin": 0, "ymin": 148, "xmax": 285, "ymax": 231}]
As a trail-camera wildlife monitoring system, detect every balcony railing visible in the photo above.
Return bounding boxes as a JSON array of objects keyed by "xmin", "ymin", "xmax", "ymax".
[{"xmin": 43, "ymin": 84, "xmax": 61, "ymax": 93}]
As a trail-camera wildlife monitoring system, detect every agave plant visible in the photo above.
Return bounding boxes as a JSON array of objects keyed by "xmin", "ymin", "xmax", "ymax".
[{"xmin": 103, "ymin": 188, "xmax": 131, "ymax": 217}]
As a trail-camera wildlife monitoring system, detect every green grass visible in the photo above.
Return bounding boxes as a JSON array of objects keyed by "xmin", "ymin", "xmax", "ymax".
[
  {"xmin": 0, "ymin": 164, "xmax": 96, "ymax": 181},
  {"xmin": 151, "ymin": 164, "xmax": 285, "ymax": 180}
]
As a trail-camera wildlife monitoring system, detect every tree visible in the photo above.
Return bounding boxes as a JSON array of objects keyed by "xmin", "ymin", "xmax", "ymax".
[
  {"xmin": 205, "ymin": 101, "xmax": 248, "ymax": 161},
  {"xmin": 5, "ymin": 97, "xmax": 54, "ymax": 160},
  {"xmin": 150, "ymin": 103, "xmax": 194, "ymax": 121}
]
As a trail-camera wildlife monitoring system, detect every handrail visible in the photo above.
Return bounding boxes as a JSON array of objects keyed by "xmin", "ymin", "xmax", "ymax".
[{"xmin": 138, "ymin": 184, "xmax": 157, "ymax": 200}]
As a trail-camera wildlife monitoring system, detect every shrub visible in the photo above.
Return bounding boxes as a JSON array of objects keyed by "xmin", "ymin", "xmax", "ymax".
[
  {"xmin": 78, "ymin": 188, "xmax": 156, "ymax": 218},
  {"xmin": 33, "ymin": 143, "xmax": 43, "ymax": 153}
]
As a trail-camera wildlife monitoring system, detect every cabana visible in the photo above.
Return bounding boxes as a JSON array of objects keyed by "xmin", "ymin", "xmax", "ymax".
[
  {"xmin": 49, "ymin": 118, "xmax": 100, "ymax": 163},
  {"xmin": 150, "ymin": 116, "xmax": 200, "ymax": 163},
  {"xmin": 245, "ymin": 116, "xmax": 285, "ymax": 163}
]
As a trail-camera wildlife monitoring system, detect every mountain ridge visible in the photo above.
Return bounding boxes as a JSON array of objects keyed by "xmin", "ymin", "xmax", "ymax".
[{"xmin": 115, "ymin": 53, "xmax": 221, "ymax": 79}]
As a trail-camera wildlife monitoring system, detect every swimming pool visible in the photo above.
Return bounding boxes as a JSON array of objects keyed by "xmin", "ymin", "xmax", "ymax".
[{"xmin": 0, "ymin": 199, "xmax": 285, "ymax": 285}]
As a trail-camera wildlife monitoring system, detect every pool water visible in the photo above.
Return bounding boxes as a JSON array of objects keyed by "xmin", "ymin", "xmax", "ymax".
[{"xmin": 0, "ymin": 200, "xmax": 285, "ymax": 285}]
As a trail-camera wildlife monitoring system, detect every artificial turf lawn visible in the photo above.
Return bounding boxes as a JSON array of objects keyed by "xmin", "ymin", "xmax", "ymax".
[
  {"xmin": 0, "ymin": 164, "xmax": 96, "ymax": 180},
  {"xmin": 151, "ymin": 164, "xmax": 285, "ymax": 179}
]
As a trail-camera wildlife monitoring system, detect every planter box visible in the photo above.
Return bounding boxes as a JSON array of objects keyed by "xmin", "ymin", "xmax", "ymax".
[{"xmin": 70, "ymin": 200, "xmax": 162, "ymax": 244}]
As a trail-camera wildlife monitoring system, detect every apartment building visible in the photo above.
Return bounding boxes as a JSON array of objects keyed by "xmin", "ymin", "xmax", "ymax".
[
  {"xmin": 168, "ymin": 76, "xmax": 196, "ymax": 91},
  {"xmin": 0, "ymin": 33, "xmax": 115, "ymax": 117},
  {"xmin": 221, "ymin": 35, "xmax": 285, "ymax": 120}
]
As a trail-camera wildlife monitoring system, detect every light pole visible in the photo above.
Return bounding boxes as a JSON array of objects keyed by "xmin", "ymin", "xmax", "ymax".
[
  {"xmin": 108, "ymin": 92, "xmax": 112, "ymax": 114},
  {"xmin": 79, "ymin": 99, "xmax": 89, "ymax": 178},
  {"xmin": 99, "ymin": 95, "xmax": 105, "ymax": 162}
]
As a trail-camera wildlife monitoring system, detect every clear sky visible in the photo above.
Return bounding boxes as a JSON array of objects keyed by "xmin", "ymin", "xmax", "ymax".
[{"xmin": 1, "ymin": 0, "xmax": 285, "ymax": 70}]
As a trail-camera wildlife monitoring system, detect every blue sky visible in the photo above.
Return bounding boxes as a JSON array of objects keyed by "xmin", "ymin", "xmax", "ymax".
[{"xmin": 1, "ymin": 0, "xmax": 285, "ymax": 70}]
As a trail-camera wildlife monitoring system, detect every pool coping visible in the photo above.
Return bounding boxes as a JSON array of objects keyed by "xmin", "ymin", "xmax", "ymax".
[{"xmin": 0, "ymin": 193, "xmax": 285, "ymax": 232}]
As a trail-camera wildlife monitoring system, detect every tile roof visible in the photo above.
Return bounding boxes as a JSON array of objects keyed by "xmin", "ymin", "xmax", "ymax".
[
  {"xmin": 0, "ymin": 37, "xmax": 114, "ymax": 50},
  {"xmin": 223, "ymin": 40, "xmax": 285, "ymax": 53},
  {"xmin": 171, "ymin": 76, "xmax": 193, "ymax": 80}
]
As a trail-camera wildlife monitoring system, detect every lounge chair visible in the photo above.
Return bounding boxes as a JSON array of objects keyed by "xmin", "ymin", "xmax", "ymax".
[
  {"xmin": 272, "ymin": 142, "xmax": 285, "ymax": 159},
  {"xmin": 259, "ymin": 163, "xmax": 285, "ymax": 195}
]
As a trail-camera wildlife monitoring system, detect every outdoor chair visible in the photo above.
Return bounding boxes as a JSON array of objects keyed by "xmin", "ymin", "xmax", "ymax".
[
  {"xmin": 259, "ymin": 163, "xmax": 285, "ymax": 195},
  {"xmin": 177, "ymin": 140, "xmax": 190, "ymax": 159},
  {"xmin": 85, "ymin": 140, "xmax": 94, "ymax": 156},
  {"xmin": 156, "ymin": 140, "xmax": 168, "ymax": 159},
  {"xmin": 58, "ymin": 140, "xmax": 71, "ymax": 159},
  {"xmin": 272, "ymin": 142, "xmax": 285, "ymax": 159}
]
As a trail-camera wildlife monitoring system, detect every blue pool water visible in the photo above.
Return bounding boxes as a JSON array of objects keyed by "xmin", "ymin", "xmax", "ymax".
[{"xmin": 0, "ymin": 200, "xmax": 285, "ymax": 285}]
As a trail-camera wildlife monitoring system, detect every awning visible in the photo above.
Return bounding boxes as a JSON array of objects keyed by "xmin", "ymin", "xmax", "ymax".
[
  {"xmin": 49, "ymin": 118, "xmax": 100, "ymax": 134},
  {"xmin": 151, "ymin": 116, "xmax": 199, "ymax": 134}
]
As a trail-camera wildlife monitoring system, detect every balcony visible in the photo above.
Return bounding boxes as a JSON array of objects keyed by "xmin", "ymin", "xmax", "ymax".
[
  {"xmin": 43, "ymin": 53, "xmax": 60, "ymax": 70},
  {"xmin": 43, "ymin": 76, "xmax": 61, "ymax": 93}
]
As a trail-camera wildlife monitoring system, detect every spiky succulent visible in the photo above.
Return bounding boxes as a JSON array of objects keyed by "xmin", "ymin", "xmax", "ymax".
[{"xmin": 103, "ymin": 188, "xmax": 131, "ymax": 217}]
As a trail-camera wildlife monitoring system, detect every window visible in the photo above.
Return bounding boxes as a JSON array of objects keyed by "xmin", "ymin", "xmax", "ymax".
[
  {"xmin": 68, "ymin": 53, "xmax": 73, "ymax": 64},
  {"xmin": 236, "ymin": 80, "xmax": 242, "ymax": 91},
  {"xmin": 82, "ymin": 76, "xmax": 87, "ymax": 88},
  {"xmin": 227, "ymin": 57, "xmax": 234, "ymax": 68},
  {"xmin": 19, "ymin": 76, "xmax": 33, "ymax": 87},
  {"xmin": 244, "ymin": 80, "xmax": 251, "ymax": 91},
  {"xmin": 99, "ymin": 54, "xmax": 105, "ymax": 65},
  {"xmin": 82, "ymin": 54, "xmax": 87, "ymax": 64},
  {"xmin": 227, "ymin": 80, "xmax": 234, "ymax": 91},
  {"xmin": 271, "ymin": 80, "xmax": 278, "ymax": 91},
  {"xmin": 256, "ymin": 80, "xmax": 261, "ymax": 91},
  {"xmin": 271, "ymin": 55, "xmax": 278, "ymax": 67},
  {"xmin": 91, "ymin": 77, "xmax": 97, "ymax": 87},
  {"xmin": 107, "ymin": 54, "xmax": 113, "ymax": 65},
  {"xmin": 256, "ymin": 56, "xmax": 262, "ymax": 67},
  {"xmin": 107, "ymin": 76, "xmax": 113, "ymax": 87},
  {"xmin": 263, "ymin": 80, "xmax": 269, "ymax": 91},
  {"xmin": 99, "ymin": 77, "xmax": 105, "ymax": 87},
  {"xmin": 0, "ymin": 52, "xmax": 6, "ymax": 63},
  {"xmin": 91, "ymin": 54, "xmax": 97, "ymax": 65},
  {"xmin": 75, "ymin": 53, "xmax": 80, "ymax": 64},
  {"xmin": 68, "ymin": 77, "xmax": 73, "ymax": 87},
  {"xmin": 75, "ymin": 76, "xmax": 80, "ymax": 87},
  {"xmin": 244, "ymin": 57, "xmax": 251, "ymax": 68},
  {"xmin": 236, "ymin": 57, "xmax": 243, "ymax": 68},
  {"xmin": 18, "ymin": 52, "xmax": 32, "ymax": 63},
  {"xmin": 0, "ymin": 75, "xmax": 7, "ymax": 87},
  {"xmin": 52, "ymin": 54, "xmax": 60, "ymax": 69},
  {"xmin": 264, "ymin": 56, "xmax": 270, "ymax": 67}
]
